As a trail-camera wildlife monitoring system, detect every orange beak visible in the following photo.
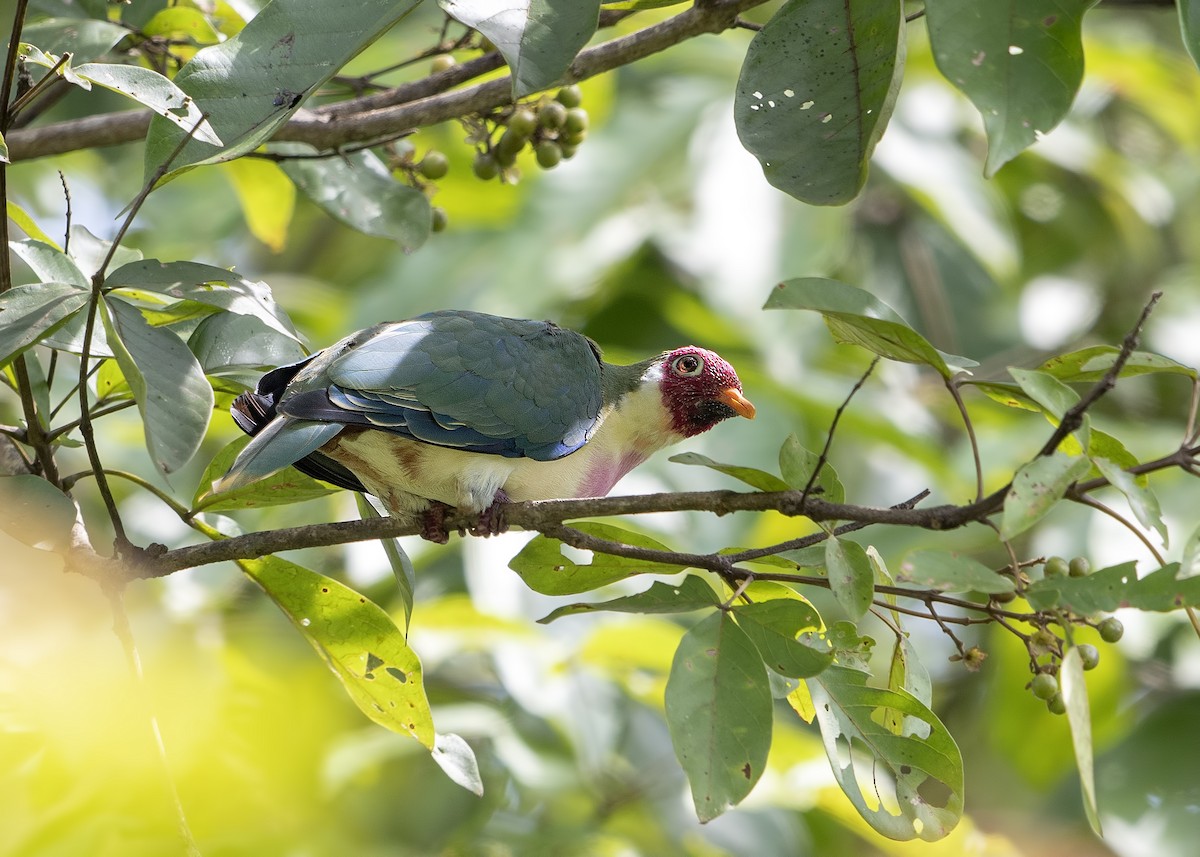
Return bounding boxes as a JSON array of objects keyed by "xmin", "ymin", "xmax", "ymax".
[{"xmin": 717, "ymin": 387, "xmax": 756, "ymax": 419}]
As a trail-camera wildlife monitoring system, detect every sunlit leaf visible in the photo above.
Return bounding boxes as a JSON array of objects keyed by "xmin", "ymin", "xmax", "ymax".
[
  {"xmin": 509, "ymin": 522, "xmax": 687, "ymax": 595},
  {"xmin": 142, "ymin": 7, "xmax": 222, "ymax": 44},
  {"xmin": 826, "ymin": 537, "xmax": 874, "ymax": 620},
  {"xmin": 885, "ymin": 634, "xmax": 932, "ymax": 735},
  {"xmin": 733, "ymin": 599, "xmax": 833, "ymax": 678},
  {"xmin": 735, "ymin": 0, "xmax": 904, "ymax": 205},
  {"xmin": 0, "ymin": 475, "xmax": 76, "ymax": 550},
  {"xmin": 664, "ymin": 612, "xmax": 772, "ymax": 822},
  {"xmin": 240, "ymin": 554, "xmax": 435, "ymax": 748},
  {"xmin": 65, "ymin": 225, "xmax": 142, "ymax": 277},
  {"xmin": 899, "ymin": 550, "xmax": 1015, "ymax": 595},
  {"xmin": 223, "ymin": 157, "xmax": 296, "ymax": 253},
  {"xmin": 778, "ymin": 434, "xmax": 845, "ymax": 503},
  {"xmin": 6, "ymin": 201, "xmax": 60, "ymax": 247},
  {"xmin": 23, "ymin": 18, "xmax": 129, "ymax": 62},
  {"xmin": 668, "ymin": 451, "xmax": 789, "ymax": 491},
  {"xmin": 9, "ymin": 239, "xmax": 87, "ymax": 286},
  {"xmin": 0, "ymin": 283, "xmax": 89, "ymax": 369},
  {"xmin": 809, "ymin": 665, "xmax": 964, "ymax": 841},
  {"xmin": 538, "ymin": 575, "xmax": 719, "ymax": 624},
  {"xmin": 1060, "ymin": 647, "xmax": 1102, "ymax": 835},
  {"xmin": 1027, "ymin": 561, "xmax": 1200, "ymax": 612},
  {"xmin": 431, "ymin": 732, "xmax": 483, "ymax": 796},
  {"xmin": 72, "ymin": 62, "xmax": 221, "ymax": 145},
  {"xmin": 1092, "ymin": 457, "xmax": 1168, "ymax": 547},
  {"xmin": 188, "ymin": 313, "xmax": 307, "ymax": 374},
  {"xmin": 192, "ymin": 435, "xmax": 340, "ymax": 512},
  {"xmin": 999, "ymin": 452, "xmax": 1090, "ymax": 541}
]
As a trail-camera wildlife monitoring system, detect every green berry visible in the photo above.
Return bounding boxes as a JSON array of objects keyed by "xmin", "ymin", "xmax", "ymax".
[
  {"xmin": 564, "ymin": 107, "xmax": 588, "ymax": 135},
  {"xmin": 991, "ymin": 588, "xmax": 1017, "ymax": 604},
  {"xmin": 430, "ymin": 207, "xmax": 448, "ymax": 233},
  {"xmin": 1047, "ymin": 693, "xmax": 1066, "ymax": 715},
  {"xmin": 1069, "ymin": 556, "xmax": 1091, "ymax": 577},
  {"xmin": 1044, "ymin": 556, "xmax": 1069, "ymax": 578},
  {"xmin": 431, "ymin": 54, "xmax": 456, "ymax": 74},
  {"xmin": 472, "ymin": 151, "xmax": 499, "ymax": 180},
  {"xmin": 539, "ymin": 100, "xmax": 568, "ymax": 130},
  {"xmin": 561, "ymin": 130, "xmax": 587, "ymax": 148},
  {"xmin": 1030, "ymin": 672, "xmax": 1058, "ymax": 700},
  {"xmin": 1098, "ymin": 617, "xmax": 1124, "ymax": 644},
  {"xmin": 555, "ymin": 84, "xmax": 582, "ymax": 108},
  {"xmin": 535, "ymin": 141, "xmax": 562, "ymax": 169},
  {"xmin": 508, "ymin": 108, "xmax": 537, "ymax": 138},
  {"xmin": 1077, "ymin": 644, "xmax": 1100, "ymax": 670},
  {"xmin": 495, "ymin": 129, "xmax": 524, "ymax": 166},
  {"xmin": 560, "ymin": 143, "xmax": 578, "ymax": 160},
  {"xmin": 417, "ymin": 151, "xmax": 449, "ymax": 180}
]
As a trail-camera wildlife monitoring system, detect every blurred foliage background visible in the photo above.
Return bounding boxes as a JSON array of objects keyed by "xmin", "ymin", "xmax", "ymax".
[{"xmin": 4, "ymin": 2, "xmax": 1200, "ymax": 856}]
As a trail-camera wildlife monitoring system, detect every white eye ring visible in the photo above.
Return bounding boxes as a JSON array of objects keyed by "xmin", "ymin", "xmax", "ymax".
[{"xmin": 672, "ymin": 354, "xmax": 704, "ymax": 376}]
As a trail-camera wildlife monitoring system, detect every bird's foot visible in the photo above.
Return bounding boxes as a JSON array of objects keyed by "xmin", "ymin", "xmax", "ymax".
[
  {"xmin": 419, "ymin": 502, "xmax": 455, "ymax": 544},
  {"xmin": 469, "ymin": 490, "xmax": 511, "ymax": 538}
]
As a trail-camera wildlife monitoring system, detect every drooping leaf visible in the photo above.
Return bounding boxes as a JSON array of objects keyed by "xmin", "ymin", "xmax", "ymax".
[
  {"xmin": 1027, "ymin": 561, "xmax": 1200, "ymax": 613},
  {"xmin": 144, "ymin": 0, "xmax": 422, "ymax": 181},
  {"xmin": 1060, "ymin": 646, "xmax": 1102, "ymax": 835},
  {"xmin": 508, "ymin": 522, "xmax": 687, "ymax": 595},
  {"xmin": 1181, "ymin": 0, "xmax": 1200, "ymax": 73},
  {"xmin": 969, "ymin": 380, "xmax": 1041, "ymax": 412},
  {"xmin": 1009, "ymin": 368, "xmax": 1078, "ymax": 420},
  {"xmin": 899, "ymin": 550, "xmax": 1015, "ymax": 595},
  {"xmin": 664, "ymin": 612, "xmax": 773, "ymax": 822},
  {"xmin": 223, "ymin": 157, "xmax": 296, "ymax": 252},
  {"xmin": 240, "ymin": 554, "xmax": 435, "ymax": 748},
  {"xmin": 356, "ymin": 494, "xmax": 416, "ymax": 634},
  {"xmin": 65, "ymin": 225, "xmax": 143, "ymax": 278},
  {"xmin": 9, "ymin": 239, "xmax": 87, "ymax": 286},
  {"xmin": 192, "ymin": 435, "xmax": 340, "ymax": 512},
  {"xmin": 1092, "ymin": 457, "xmax": 1168, "ymax": 547},
  {"xmin": 22, "ymin": 18, "xmax": 129, "ymax": 63},
  {"xmin": 826, "ymin": 537, "xmax": 874, "ymax": 620},
  {"xmin": 6, "ymin": 201, "xmax": 60, "ymax": 247},
  {"xmin": 778, "ymin": 434, "xmax": 845, "ymax": 503},
  {"xmin": 999, "ymin": 452, "xmax": 1090, "ymax": 541},
  {"xmin": 188, "ymin": 313, "xmax": 307, "ymax": 375},
  {"xmin": 0, "ymin": 283, "xmax": 90, "ymax": 369},
  {"xmin": 1039, "ymin": 345, "xmax": 1197, "ymax": 382},
  {"xmin": 765, "ymin": 278, "xmax": 976, "ymax": 377},
  {"xmin": 734, "ymin": 0, "xmax": 905, "ymax": 205},
  {"xmin": 101, "ymin": 295, "xmax": 214, "ymax": 473},
  {"xmin": 809, "ymin": 665, "xmax": 964, "ymax": 841},
  {"xmin": 925, "ymin": 0, "xmax": 1097, "ymax": 175},
  {"xmin": 440, "ymin": 0, "xmax": 601, "ymax": 97},
  {"xmin": 668, "ymin": 451, "xmax": 789, "ymax": 491},
  {"xmin": 538, "ymin": 575, "xmax": 719, "ymax": 624},
  {"xmin": 431, "ymin": 732, "xmax": 484, "ymax": 796},
  {"xmin": 732, "ymin": 599, "xmax": 833, "ymax": 678},
  {"xmin": 0, "ymin": 475, "xmax": 76, "ymax": 550}
]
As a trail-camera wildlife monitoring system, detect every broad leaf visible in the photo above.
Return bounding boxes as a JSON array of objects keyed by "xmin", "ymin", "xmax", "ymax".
[
  {"xmin": 1009, "ymin": 368, "xmax": 1078, "ymax": 420},
  {"xmin": 9, "ymin": 239, "xmax": 87, "ymax": 285},
  {"xmin": 144, "ymin": 0, "xmax": 422, "ymax": 181},
  {"xmin": 192, "ymin": 435, "xmax": 340, "ymax": 512},
  {"xmin": 828, "ymin": 620, "xmax": 876, "ymax": 672},
  {"xmin": 899, "ymin": 550, "xmax": 1015, "ymax": 595},
  {"xmin": 826, "ymin": 537, "xmax": 874, "ymax": 620},
  {"xmin": 0, "ymin": 475, "xmax": 76, "ymax": 550},
  {"xmin": 735, "ymin": 0, "xmax": 904, "ymax": 205},
  {"xmin": 925, "ymin": 0, "xmax": 1097, "ymax": 175},
  {"xmin": 64, "ymin": 225, "xmax": 142, "ymax": 278},
  {"xmin": 357, "ymin": 494, "xmax": 416, "ymax": 634},
  {"xmin": 101, "ymin": 296, "xmax": 214, "ymax": 473},
  {"xmin": 23, "ymin": 18, "xmax": 129, "ymax": 63},
  {"xmin": 886, "ymin": 634, "xmax": 932, "ymax": 736},
  {"xmin": 240, "ymin": 554, "xmax": 434, "ymax": 748},
  {"xmin": 1027, "ymin": 561, "xmax": 1200, "ymax": 613},
  {"xmin": 668, "ymin": 451, "xmax": 789, "ymax": 491},
  {"xmin": 188, "ymin": 313, "xmax": 307, "ymax": 375},
  {"xmin": 999, "ymin": 452, "xmax": 1090, "ymax": 541},
  {"xmin": 1181, "ymin": 0, "xmax": 1200, "ymax": 73},
  {"xmin": 778, "ymin": 434, "xmax": 845, "ymax": 503},
  {"xmin": 664, "ymin": 612, "xmax": 772, "ymax": 822},
  {"xmin": 809, "ymin": 665, "xmax": 964, "ymax": 841},
  {"xmin": 431, "ymin": 733, "xmax": 483, "ymax": 796},
  {"xmin": 508, "ymin": 522, "xmax": 687, "ymax": 595},
  {"xmin": 73, "ymin": 62, "xmax": 221, "ymax": 145},
  {"xmin": 1039, "ymin": 345, "xmax": 1197, "ymax": 382},
  {"xmin": 440, "ymin": 0, "xmax": 601, "ymax": 97},
  {"xmin": 733, "ymin": 599, "xmax": 833, "ymax": 678},
  {"xmin": 538, "ymin": 575, "xmax": 719, "ymax": 624},
  {"xmin": 1093, "ymin": 457, "xmax": 1168, "ymax": 547},
  {"xmin": 6, "ymin": 202, "xmax": 60, "ymax": 247},
  {"xmin": 0, "ymin": 283, "xmax": 90, "ymax": 369},
  {"xmin": 223, "ymin": 157, "xmax": 296, "ymax": 252},
  {"xmin": 1060, "ymin": 647, "xmax": 1101, "ymax": 835}
]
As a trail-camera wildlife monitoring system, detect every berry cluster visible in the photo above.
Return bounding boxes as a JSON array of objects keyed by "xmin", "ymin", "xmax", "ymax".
[{"xmin": 473, "ymin": 85, "xmax": 588, "ymax": 182}]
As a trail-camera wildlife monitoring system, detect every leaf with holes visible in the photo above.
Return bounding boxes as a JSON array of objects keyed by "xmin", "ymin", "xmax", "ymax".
[
  {"xmin": 0, "ymin": 283, "xmax": 90, "ymax": 369},
  {"xmin": 665, "ymin": 612, "xmax": 773, "ymax": 822},
  {"xmin": 240, "ymin": 554, "xmax": 434, "ymax": 748},
  {"xmin": 669, "ymin": 451, "xmax": 789, "ymax": 491},
  {"xmin": 733, "ymin": 599, "xmax": 833, "ymax": 679},
  {"xmin": 538, "ymin": 575, "xmax": 719, "ymax": 624},
  {"xmin": 192, "ymin": 435, "xmax": 340, "ymax": 513},
  {"xmin": 509, "ymin": 522, "xmax": 688, "ymax": 595},
  {"xmin": 809, "ymin": 665, "xmax": 963, "ymax": 841},
  {"xmin": 899, "ymin": 550, "xmax": 1015, "ymax": 595},
  {"xmin": 999, "ymin": 452, "xmax": 1090, "ymax": 541}
]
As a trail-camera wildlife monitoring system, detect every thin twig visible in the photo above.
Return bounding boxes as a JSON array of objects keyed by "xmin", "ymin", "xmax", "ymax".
[
  {"xmin": 802, "ymin": 357, "xmax": 878, "ymax": 498},
  {"xmin": 8, "ymin": 50, "xmax": 69, "ymax": 118},
  {"xmin": 59, "ymin": 170, "xmax": 72, "ymax": 252},
  {"xmin": 946, "ymin": 376, "xmax": 984, "ymax": 502}
]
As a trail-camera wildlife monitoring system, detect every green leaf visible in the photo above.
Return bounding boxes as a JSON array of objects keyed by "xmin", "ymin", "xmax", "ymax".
[
  {"xmin": 828, "ymin": 620, "xmax": 876, "ymax": 672},
  {"xmin": 1008, "ymin": 368, "xmax": 1078, "ymax": 420},
  {"xmin": 668, "ymin": 451, "xmax": 789, "ymax": 491},
  {"xmin": 778, "ymin": 434, "xmax": 845, "ymax": 503},
  {"xmin": 356, "ymin": 494, "xmax": 416, "ymax": 634},
  {"xmin": 1181, "ymin": 0, "xmax": 1200, "ymax": 72},
  {"xmin": 734, "ymin": 0, "xmax": 904, "ymax": 205},
  {"xmin": 101, "ymin": 295, "xmax": 214, "ymax": 473},
  {"xmin": 508, "ymin": 522, "xmax": 687, "ymax": 595},
  {"xmin": 6, "ymin": 201, "xmax": 60, "ymax": 247},
  {"xmin": 1092, "ymin": 457, "xmax": 1168, "ymax": 547},
  {"xmin": 192, "ymin": 435, "xmax": 340, "ymax": 512},
  {"xmin": 1181, "ymin": 524, "xmax": 1200, "ymax": 580},
  {"xmin": 431, "ymin": 733, "xmax": 483, "ymax": 796},
  {"xmin": 732, "ymin": 599, "xmax": 833, "ymax": 678},
  {"xmin": 1027, "ymin": 560, "xmax": 1200, "ymax": 613},
  {"xmin": 826, "ymin": 537, "xmax": 874, "ymax": 620},
  {"xmin": 188, "ymin": 313, "xmax": 307, "ymax": 375},
  {"xmin": 765, "ymin": 278, "xmax": 976, "ymax": 377},
  {"xmin": 440, "ymin": 0, "xmax": 601, "ymax": 97},
  {"xmin": 0, "ymin": 283, "xmax": 90, "ymax": 369},
  {"xmin": 999, "ymin": 452, "xmax": 1090, "ymax": 541},
  {"xmin": 885, "ymin": 635, "xmax": 932, "ymax": 735},
  {"xmin": 0, "ymin": 475, "xmax": 76, "ymax": 550},
  {"xmin": 538, "ymin": 575, "xmax": 719, "ymax": 624},
  {"xmin": 664, "ymin": 612, "xmax": 773, "ymax": 822},
  {"xmin": 278, "ymin": 146, "xmax": 431, "ymax": 251},
  {"xmin": 9, "ymin": 239, "xmax": 87, "ymax": 286},
  {"xmin": 223, "ymin": 157, "xmax": 296, "ymax": 253},
  {"xmin": 809, "ymin": 665, "xmax": 964, "ymax": 841},
  {"xmin": 898, "ymin": 550, "xmax": 1016, "ymax": 595},
  {"xmin": 969, "ymin": 380, "xmax": 1041, "ymax": 412},
  {"xmin": 925, "ymin": 0, "xmax": 1097, "ymax": 175},
  {"xmin": 142, "ymin": 7, "xmax": 222, "ymax": 43},
  {"xmin": 1060, "ymin": 646, "xmax": 1102, "ymax": 836},
  {"xmin": 240, "ymin": 554, "xmax": 435, "ymax": 748},
  {"xmin": 0, "ymin": 131, "xmax": 8, "ymax": 164},
  {"xmin": 1039, "ymin": 345, "xmax": 1197, "ymax": 382},
  {"xmin": 23, "ymin": 18, "xmax": 129, "ymax": 63},
  {"xmin": 144, "ymin": 0, "xmax": 422, "ymax": 181}
]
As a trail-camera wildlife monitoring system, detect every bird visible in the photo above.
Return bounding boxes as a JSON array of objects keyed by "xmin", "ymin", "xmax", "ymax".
[{"xmin": 216, "ymin": 310, "xmax": 755, "ymax": 541}]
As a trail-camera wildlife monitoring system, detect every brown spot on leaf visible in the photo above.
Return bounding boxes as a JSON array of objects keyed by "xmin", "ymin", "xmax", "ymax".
[{"xmin": 742, "ymin": 763, "xmax": 752, "ymax": 779}]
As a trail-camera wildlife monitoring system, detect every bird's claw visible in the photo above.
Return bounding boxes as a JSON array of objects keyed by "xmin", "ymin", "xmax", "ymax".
[
  {"xmin": 419, "ymin": 503, "xmax": 452, "ymax": 544},
  {"xmin": 469, "ymin": 490, "xmax": 510, "ymax": 538}
]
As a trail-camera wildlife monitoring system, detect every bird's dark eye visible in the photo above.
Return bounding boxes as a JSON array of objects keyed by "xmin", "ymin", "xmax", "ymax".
[{"xmin": 672, "ymin": 354, "xmax": 703, "ymax": 376}]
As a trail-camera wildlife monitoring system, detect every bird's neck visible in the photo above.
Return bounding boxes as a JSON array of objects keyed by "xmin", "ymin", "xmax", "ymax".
[{"xmin": 598, "ymin": 357, "xmax": 679, "ymax": 452}]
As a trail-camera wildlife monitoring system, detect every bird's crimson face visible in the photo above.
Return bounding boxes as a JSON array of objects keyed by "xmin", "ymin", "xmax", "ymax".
[{"xmin": 658, "ymin": 346, "xmax": 755, "ymax": 437}]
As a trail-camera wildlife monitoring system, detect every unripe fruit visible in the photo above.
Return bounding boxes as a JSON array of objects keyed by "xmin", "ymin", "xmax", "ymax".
[
  {"xmin": 1077, "ymin": 644, "xmax": 1100, "ymax": 670},
  {"xmin": 431, "ymin": 54, "xmax": 456, "ymax": 73},
  {"xmin": 508, "ymin": 108, "xmax": 537, "ymax": 138},
  {"xmin": 472, "ymin": 151, "xmax": 499, "ymax": 180},
  {"xmin": 430, "ymin": 207, "xmax": 448, "ymax": 233},
  {"xmin": 561, "ymin": 130, "xmax": 587, "ymax": 148},
  {"xmin": 1069, "ymin": 556, "xmax": 1091, "ymax": 577},
  {"xmin": 1030, "ymin": 672, "xmax": 1058, "ymax": 700},
  {"xmin": 535, "ymin": 141, "xmax": 562, "ymax": 169},
  {"xmin": 560, "ymin": 143, "xmax": 578, "ymax": 160},
  {"xmin": 564, "ymin": 107, "xmax": 588, "ymax": 135},
  {"xmin": 1098, "ymin": 617, "xmax": 1124, "ymax": 643},
  {"xmin": 539, "ymin": 100, "xmax": 568, "ymax": 130},
  {"xmin": 555, "ymin": 84, "xmax": 582, "ymax": 108},
  {"xmin": 1044, "ymin": 556, "xmax": 1069, "ymax": 578},
  {"xmin": 495, "ymin": 129, "xmax": 524, "ymax": 166},
  {"xmin": 991, "ymin": 589, "xmax": 1017, "ymax": 604},
  {"xmin": 417, "ymin": 151, "xmax": 449, "ymax": 180},
  {"xmin": 1047, "ymin": 693, "xmax": 1066, "ymax": 715}
]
